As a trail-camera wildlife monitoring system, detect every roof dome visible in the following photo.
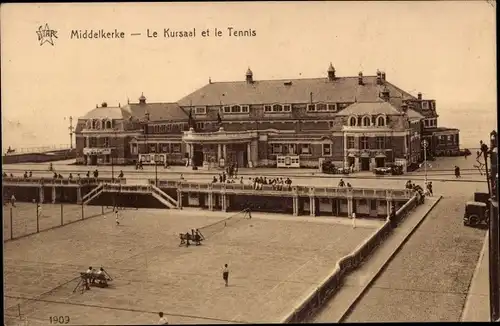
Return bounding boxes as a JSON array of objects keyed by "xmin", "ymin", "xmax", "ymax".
[
  {"xmin": 328, "ymin": 63, "xmax": 335, "ymax": 72},
  {"xmin": 246, "ymin": 68, "xmax": 253, "ymax": 76}
]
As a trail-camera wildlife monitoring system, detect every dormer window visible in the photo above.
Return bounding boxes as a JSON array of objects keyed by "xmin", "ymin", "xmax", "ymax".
[
  {"xmin": 195, "ymin": 107, "xmax": 206, "ymax": 114},
  {"xmin": 317, "ymin": 104, "xmax": 327, "ymax": 111},
  {"xmin": 223, "ymin": 106, "xmax": 231, "ymax": 113},
  {"xmin": 377, "ymin": 116, "xmax": 385, "ymax": 126},
  {"xmin": 307, "ymin": 104, "xmax": 316, "ymax": 112},
  {"xmin": 86, "ymin": 120, "xmax": 92, "ymax": 129},
  {"xmin": 327, "ymin": 104, "xmax": 337, "ymax": 112},
  {"xmin": 363, "ymin": 116, "xmax": 371, "ymax": 126},
  {"xmin": 422, "ymin": 102, "xmax": 429, "ymax": 110},
  {"xmin": 231, "ymin": 105, "xmax": 241, "ymax": 113},
  {"xmin": 264, "ymin": 105, "xmax": 272, "ymax": 112},
  {"xmin": 105, "ymin": 120, "xmax": 112, "ymax": 129},
  {"xmin": 273, "ymin": 104, "xmax": 283, "ymax": 112},
  {"xmin": 349, "ymin": 116, "xmax": 357, "ymax": 126},
  {"xmin": 283, "ymin": 105, "xmax": 291, "ymax": 112},
  {"xmin": 241, "ymin": 105, "xmax": 249, "ymax": 113}
]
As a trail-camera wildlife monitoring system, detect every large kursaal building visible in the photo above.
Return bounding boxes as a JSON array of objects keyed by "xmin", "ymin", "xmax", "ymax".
[{"xmin": 75, "ymin": 64, "xmax": 460, "ymax": 171}]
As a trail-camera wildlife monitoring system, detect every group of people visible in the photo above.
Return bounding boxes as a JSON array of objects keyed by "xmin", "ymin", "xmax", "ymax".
[
  {"xmin": 405, "ymin": 180, "xmax": 433, "ymax": 197},
  {"xmin": 180, "ymin": 229, "xmax": 203, "ymax": 247},
  {"xmin": 251, "ymin": 176, "xmax": 293, "ymax": 190},
  {"xmin": 337, "ymin": 179, "xmax": 352, "ymax": 188},
  {"xmin": 83, "ymin": 266, "xmax": 108, "ymax": 289}
]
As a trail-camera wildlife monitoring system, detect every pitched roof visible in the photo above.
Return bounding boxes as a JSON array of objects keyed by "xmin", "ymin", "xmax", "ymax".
[
  {"xmin": 406, "ymin": 108, "xmax": 425, "ymax": 120},
  {"xmin": 336, "ymin": 101, "xmax": 402, "ymax": 116},
  {"xmin": 122, "ymin": 102, "xmax": 188, "ymax": 121},
  {"xmin": 81, "ymin": 106, "xmax": 132, "ymax": 120},
  {"xmin": 177, "ymin": 75, "xmax": 417, "ymax": 107}
]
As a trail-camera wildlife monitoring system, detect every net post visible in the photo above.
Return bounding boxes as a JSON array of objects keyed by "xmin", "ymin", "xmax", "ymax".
[
  {"xmin": 18, "ymin": 303, "xmax": 21, "ymax": 320},
  {"xmin": 10, "ymin": 207, "xmax": 13, "ymax": 239},
  {"xmin": 61, "ymin": 202, "xmax": 64, "ymax": 226},
  {"xmin": 81, "ymin": 203, "xmax": 84, "ymax": 220},
  {"xmin": 36, "ymin": 203, "xmax": 40, "ymax": 233}
]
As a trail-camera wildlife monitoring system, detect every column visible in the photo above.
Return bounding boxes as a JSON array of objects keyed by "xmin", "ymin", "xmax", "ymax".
[
  {"xmin": 218, "ymin": 144, "xmax": 222, "ymax": 161},
  {"xmin": 87, "ymin": 155, "xmax": 91, "ymax": 165},
  {"xmin": 309, "ymin": 196, "xmax": 316, "ymax": 217},
  {"xmin": 247, "ymin": 142, "xmax": 252, "ymax": 167},
  {"xmin": 386, "ymin": 199, "xmax": 393, "ymax": 219},
  {"xmin": 293, "ymin": 196, "xmax": 299, "ymax": 216},
  {"xmin": 208, "ymin": 193, "xmax": 213, "ymax": 211},
  {"xmin": 223, "ymin": 144, "xmax": 227, "ymax": 160},
  {"xmin": 347, "ymin": 197, "xmax": 353, "ymax": 217},
  {"xmin": 354, "ymin": 157, "xmax": 360, "ymax": 171},
  {"xmin": 52, "ymin": 187, "xmax": 56, "ymax": 204},
  {"xmin": 39, "ymin": 186, "xmax": 44, "ymax": 203},
  {"xmin": 76, "ymin": 186, "xmax": 82, "ymax": 204},
  {"xmin": 177, "ymin": 190, "xmax": 183, "ymax": 209},
  {"xmin": 221, "ymin": 194, "xmax": 227, "ymax": 212}
]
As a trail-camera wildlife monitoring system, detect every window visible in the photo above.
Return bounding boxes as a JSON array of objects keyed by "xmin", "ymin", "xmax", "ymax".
[
  {"xmin": 231, "ymin": 105, "xmax": 241, "ymax": 113},
  {"xmin": 172, "ymin": 144, "xmax": 181, "ymax": 153},
  {"xmin": 327, "ymin": 104, "xmax": 337, "ymax": 112},
  {"xmin": 272, "ymin": 144, "xmax": 282, "ymax": 154},
  {"xmin": 317, "ymin": 103, "xmax": 327, "ymax": 111},
  {"xmin": 166, "ymin": 124, "xmax": 172, "ymax": 131},
  {"xmin": 284, "ymin": 105, "xmax": 291, "ymax": 112},
  {"xmin": 154, "ymin": 125, "xmax": 160, "ymax": 133},
  {"xmin": 363, "ymin": 116, "xmax": 371, "ymax": 126},
  {"xmin": 94, "ymin": 120, "xmax": 101, "ymax": 130},
  {"xmin": 195, "ymin": 107, "xmax": 206, "ymax": 114},
  {"xmin": 438, "ymin": 136, "xmax": 445, "ymax": 145},
  {"xmin": 377, "ymin": 116, "xmax": 385, "ymax": 126},
  {"xmin": 322, "ymin": 143, "xmax": 332, "ymax": 156},
  {"xmin": 131, "ymin": 144, "xmax": 138, "ymax": 154},
  {"xmin": 300, "ymin": 144, "xmax": 311, "ymax": 155},
  {"xmin": 149, "ymin": 144, "xmax": 156, "ymax": 152},
  {"xmin": 272, "ymin": 104, "xmax": 283, "ymax": 112},
  {"xmin": 196, "ymin": 122, "xmax": 205, "ymax": 130},
  {"xmin": 447, "ymin": 135, "xmax": 453, "ymax": 142},
  {"xmin": 360, "ymin": 136, "xmax": 368, "ymax": 149},
  {"xmin": 338, "ymin": 103, "xmax": 350, "ymax": 110},
  {"xmin": 370, "ymin": 199, "xmax": 377, "ymax": 210},
  {"xmin": 376, "ymin": 136, "xmax": 385, "ymax": 149},
  {"xmin": 105, "ymin": 120, "xmax": 112, "ymax": 129},
  {"xmin": 264, "ymin": 105, "xmax": 272, "ymax": 112},
  {"xmin": 223, "ymin": 106, "xmax": 231, "ymax": 113},
  {"xmin": 328, "ymin": 121, "xmax": 334, "ymax": 128},
  {"xmin": 349, "ymin": 117, "xmax": 357, "ymax": 126},
  {"xmin": 241, "ymin": 105, "xmax": 249, "ymax": 113},
  {"xmin": 347, "ymin": 136, "xmax": 355, "ymax": 149},
  {"xmin": 455, "ymin": 134, "xmax": 459, "ymax": 144},
  {"xmin": 161, "ymin": 144, "xmax": 169, "ymax": 152},
  {"xmin": 424, "ymin": 120, "xmax": 429, "ymax": 127},
  {"xmin": 307, "ymin": 104, "xmax": 316, "ymax": 111},
  {"xmin": 286, "ymin": 144, "xmax": 297, "ymax": 155},
  {"xmin": 103, "ymin": 137, "xmax": 109, "ymax": 148},
  {"xmin": 422, "ymin": 102, "xmax": 429, "ymax": 110}
]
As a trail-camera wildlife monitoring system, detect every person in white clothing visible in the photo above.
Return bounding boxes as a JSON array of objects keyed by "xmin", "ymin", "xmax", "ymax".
[
  {"xmin": 157, "ymin": 312, "xmax": 168, "ymax": 325},
  {"xmin": 37, "ymin": 203, "xmax": 43, "ymax": 218},
  {"xmin": 115, "ymin": 209, "xmax": 120, "ymax": 226},
  {"xmin": 351, "ymin": 212, "xmax": 356, "ymax": 229}
]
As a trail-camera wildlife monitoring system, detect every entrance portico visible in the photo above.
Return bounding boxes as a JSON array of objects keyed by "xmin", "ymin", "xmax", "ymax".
[{"xmin": 182, "ymin": 127, "xmax": 258, "ymax": 168}]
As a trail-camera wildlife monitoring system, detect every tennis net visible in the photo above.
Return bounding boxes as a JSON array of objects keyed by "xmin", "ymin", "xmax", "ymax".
[{"xmin": 197, "ymin": 208, "xmax": 250, "ymax": 239}]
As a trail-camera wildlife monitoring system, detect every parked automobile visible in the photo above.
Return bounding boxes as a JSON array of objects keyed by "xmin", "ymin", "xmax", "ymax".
[
  {"xmin": 463, "ymin": 192, "xmax": 490, "ymax": 227},
  {"xmin": 373, "ymin": 164, "xmax": 404, "ymax": 176},
  {"xmin": 322, "ymin": 160, "xmax": 350, "ymax": 175}
]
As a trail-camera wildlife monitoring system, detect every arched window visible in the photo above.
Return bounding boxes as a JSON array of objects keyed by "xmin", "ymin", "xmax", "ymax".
[
  {"xmin": 363, "ymin": 116, "xmax": 371, "ymax": 126},
  {"xmin": 86, "ymin": 120, "xmax": 91, "ymax": 129},
  {"xmin": 231, "ymin": 105, "xmax": 241, "ymax": 113},
  {"xmin": 105, "ymin": 120, "xmax": 112, "ymax": 129},
  {"xmin": 273, "ymin": 104, "xmax": 283, "ymax": 112},
  {"xmin": 349, "ymin": 116, "xmax": 357, "ymax": 126},
  {"xmin": 377, "ymin": 116, "xmax": 385, "ymax": 126}
]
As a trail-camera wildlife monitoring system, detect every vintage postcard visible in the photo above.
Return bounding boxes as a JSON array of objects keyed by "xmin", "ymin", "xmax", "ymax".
[{"xmin": 1, "ymin": 1, "xmax": 498, "ymax": 325}]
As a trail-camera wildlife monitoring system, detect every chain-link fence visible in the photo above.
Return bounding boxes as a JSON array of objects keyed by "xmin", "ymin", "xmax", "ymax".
[{"xmin": 3, "ymin": 202, "xmax": 113, "ymax": 241}]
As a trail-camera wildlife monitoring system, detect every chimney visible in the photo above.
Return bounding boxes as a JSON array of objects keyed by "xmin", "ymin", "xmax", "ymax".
[
  {"xmin": 381, "ymin": 71, "xmax": 386, "ymax": 81},
  {"xmin": 327, "ymin": 63, "xmax": 336, "ymax": 82},
  {"xmin": 358, "ymin": 72, "xmax": 364, "ymax": 85},
  {"xmin": 209, "ymin": 77, "xmax": 212, "ymax": 84},
  {"xmin": 246, "ymin": 67, "xmax": 253, "ymax": 84},
  {"xmin": 376, "ymin": 70, "xmax": 382, "ymax": 85},
  {"xmin": 417, "ymin": 92, "xmax": 422, "ymax": 100}
]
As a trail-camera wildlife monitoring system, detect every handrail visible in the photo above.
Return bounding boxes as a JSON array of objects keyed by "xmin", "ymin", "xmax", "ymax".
[
  {"xmin": 82, "ymin": 183, "xmax": 103, "ymax": 202},
  {"xmin": 2, "ymin": 177, "xmax": 125, "ymax": 185}
]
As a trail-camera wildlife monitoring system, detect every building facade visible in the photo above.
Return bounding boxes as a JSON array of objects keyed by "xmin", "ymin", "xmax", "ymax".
[{"xmin": 75, "ymin": 64, "xmax": 460, "ymax": 170}]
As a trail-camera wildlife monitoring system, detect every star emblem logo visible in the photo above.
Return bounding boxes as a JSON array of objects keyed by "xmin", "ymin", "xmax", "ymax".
[{"xmin": 36, "ymin": 24, "xmax": 58, "ymax": 46}]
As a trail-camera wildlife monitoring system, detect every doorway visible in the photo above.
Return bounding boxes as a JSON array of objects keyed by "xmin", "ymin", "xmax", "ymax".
[
  {"xmin": 375, "ymin": 157, "xmax": 385, "ymax": 168},
  {"xmin": 360, "ymin": 157, "xmax": 370, "ymax": 171},
  {"xmin": 192, "ymin": 144, "xmax": 204, "ymax": 167},
  {"xmin": 90, "ymin": 155, "xmax": 97, "ymax": 165},
  {"xmin": 347, "ymin": 157, "xmax": 355, "ymax": 169}
]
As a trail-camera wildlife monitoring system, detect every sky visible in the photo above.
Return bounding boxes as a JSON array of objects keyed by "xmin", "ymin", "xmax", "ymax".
[{"xmin": 1, "ymin": 1, "xmax": 497, "ymax": 149}]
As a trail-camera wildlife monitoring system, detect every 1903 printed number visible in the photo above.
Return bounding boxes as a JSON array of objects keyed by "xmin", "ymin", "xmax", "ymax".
[{"xmin": 49, "ymin": 316, "xmax": 70, "ymax": 324}]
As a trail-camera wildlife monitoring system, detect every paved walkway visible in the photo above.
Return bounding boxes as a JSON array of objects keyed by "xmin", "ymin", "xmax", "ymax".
[
  {"xmin": 461, "ymin": 232, "xmax": 490, "ymax": 322},
  {"xmin": 312, "ymin": 196, "xmax": 442, "ymax": 323}
]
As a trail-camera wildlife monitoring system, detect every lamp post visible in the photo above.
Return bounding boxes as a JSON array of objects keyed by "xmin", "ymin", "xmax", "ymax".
[
  {"xmin": 422, "ymin": 139, "xmax": 428, "ymax": 184},
  {"xmin": 67, "ymin": 116, "xmax": 74, "ymax": 149},
  {"xmin": 111, "ymin": 128, "xmax": 118, "ymax": 182},
  {"xmin": 488, "ymin": 130, "xmax": 499, "ymax": 322}
]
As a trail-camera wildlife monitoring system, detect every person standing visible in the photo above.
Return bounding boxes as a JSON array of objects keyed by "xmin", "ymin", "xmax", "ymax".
[
  {"xmin": 222, "ymin": 264, "xmax": 229, "ymax": 287},
  {"xmin": 37, "ymin": 203, "xmax": 43, "ymax": 218},
  {"xmin": 115, "ymin": 209, "xmax": 120, "ymax": 226},
  {"xmin": 157, "ymin": 312, "xmax": 168, "ymax": 325},
  {"xmin": 351, "ymin": 211, "xmax": 356, "ymax": 229},
  {"xmin": 10, "ymin": 194, "xmax": 16, "ymax": 207}
]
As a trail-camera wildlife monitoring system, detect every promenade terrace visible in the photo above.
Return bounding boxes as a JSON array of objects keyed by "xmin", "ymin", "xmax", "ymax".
[{"xmin": 2, "ymin": 177, "xmax": 413, "ymax": 218}]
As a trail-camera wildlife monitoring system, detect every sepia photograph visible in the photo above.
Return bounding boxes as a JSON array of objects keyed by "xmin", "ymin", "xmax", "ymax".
[{"xmin": 1, "ymin": 1, "xmax": 498, "ymax": 325}]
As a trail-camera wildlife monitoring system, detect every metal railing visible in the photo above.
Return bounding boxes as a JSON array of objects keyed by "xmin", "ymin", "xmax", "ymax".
[
  {"xmin": 2, "ymin": 177, "xmax": 125, "ymax": 186},
  {"xmin": 151, "ymin": 179, "xmax": 413, "ymax": 199},
  {"xmin": 3, "ymin": 144, "xmax": 71, "ymax": 155}
]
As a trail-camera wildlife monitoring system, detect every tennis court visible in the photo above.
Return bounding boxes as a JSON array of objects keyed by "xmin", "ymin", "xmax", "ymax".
[{"xmin": 4, "ymin": 208, "xmax": 378, "ymax": 325}]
